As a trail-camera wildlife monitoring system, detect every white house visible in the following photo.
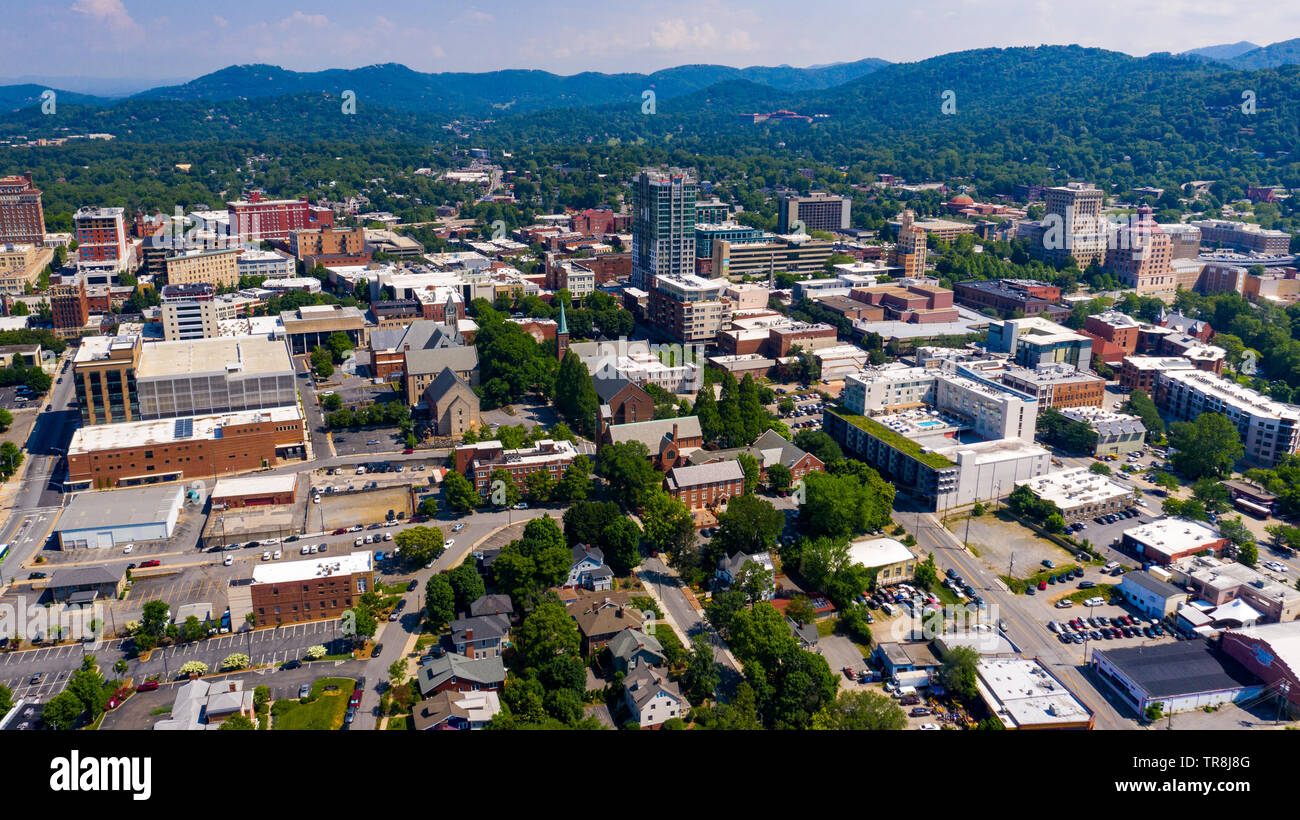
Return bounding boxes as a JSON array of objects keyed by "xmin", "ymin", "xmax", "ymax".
[
  {"xmin": 566, "ymin": 544, "xmax": 614, "ymax": 591},
  {"xmin": 623, "ymin": 666, "xmax": 685, "ymax": 728}
]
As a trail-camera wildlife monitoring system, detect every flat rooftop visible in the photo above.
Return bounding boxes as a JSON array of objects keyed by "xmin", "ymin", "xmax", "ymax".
[
  {"xmin": 70, "ymin": 406, "xmax": 301, "ymax": 453},
  {"xmin": 976, "ymin": 657, "xmax": 1092, "ymax": 729},
  {"xmin": 212, "ymin": 473, "xmax": 300, "ymax": 499},
  {"xmin": 1017, "ymin": 467, "xmax": 1133, "ymax": 509},
  {"xmin": 251, "ymin": 550, "xmax": 373, "ymax": 585},
  {"xmin": 1093, "ymin": 642, "xmax": 1257, "ymax": 699},
  {"xmin": 58, "ymin": 484, "xmax": 184, "ymax": 532},
  {"xmin": 136, "ymin": 336, "xmax": 292, "ymax": 380},
  {"xmin": 1123, "ymin": 517, "xmax": 1223, "ymax": 560}
]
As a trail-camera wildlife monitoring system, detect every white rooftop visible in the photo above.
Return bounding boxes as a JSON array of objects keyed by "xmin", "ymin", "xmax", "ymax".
[
  {"xmin": 1123, "ymin": 517, "xmax": 1223, "ymax": 561},
  {"xmin": 212, "ymin": 473, "xmax": 299, "ymax": 499},
  {"xmin": 251, "ymin": 550, "xmax": 373, "ymax": 585},
  {"xmin": 847, "ymin": 537, "xmax": 916, "ymax": 569},
  {"xmin": 1016, "ymin": 467, "xmax": 1133, "ymax": 509},
  {"xmin": 70, "ymin": 406, "xmax": 301, "ymax": 453},
  {"xmin": 975, "ymin": 657, "xmax": 1092, "ymax": 729}
]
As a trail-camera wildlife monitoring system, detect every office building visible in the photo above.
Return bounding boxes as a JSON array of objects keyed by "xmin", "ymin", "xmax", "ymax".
[
  {"xmin": 279, "ymin": 304, "xmax": 368, "ymax": 355},
  {"xmin": 777, "ymin": 191, "xmax": 851, "ymax": 233},
  {"xmin": 74, "ymin": 206, "xmax": 129, "ymax": 278},
  {"xmin": 1058, "ymin": 406, "xmax": 1147, "ymax": 456},
  {"xmin": 1032, "ymin": 183, "xmax": 1107, "ymax": 267},
  {"xmin": 56, "ymin": 485, "xmax": 185, "ymax": 549},
  {"xmin": 66, "ymin": 405, "xmax": 307, "ymax": 490},
  {"xmin": 1083, "ymin": 311, "xmax": 1140, "ymax": 354},
  {"xmin": 1192, "ymin": 219, "xmax": 1291, "ymax": 255},
  {"xmin": 1015, "ymin": 468, "xmax": 1136, "ymax": 522},
  {"xmin": 237, "ymin": 247, "xmax": 295, "ymax": 279},
  {"xmin": 693, "ymin": 223, "xmax": 766, "ymax": 260},
  {"xmin": 0, "ymin": 243, "xmax": 53, "ymax": 294},
  {"xmin": 250, "ymin": 551, "xmax": 373, "ymax": 627},
  {"xmin": 159, "ymin": 283, "xmax": 227, "ymax": 340},
  {"xmin": 889, "ymin": 209, "xmax": 927, "ymax": 277},
  {"xmin": 631, "ymin": 168, "xmax": 697, "ymax": 289},
  {"xmin": 1120, "ymin": 517, "xmax": 1228, "ymax": 566},
  {"xmin": 711, "ymin": 234, "xmax": 835, "ymax": 279},
  {"xmin": 0, "ymin": 173, "xmax": 45, "ymax": 245},
  {"xmin": 289, "ymin": 225, "xmax": 368, "ymax": 267},
  {"xmin": 1154, "ymin": 369, "xmax": 1300, "ymax": 467}
]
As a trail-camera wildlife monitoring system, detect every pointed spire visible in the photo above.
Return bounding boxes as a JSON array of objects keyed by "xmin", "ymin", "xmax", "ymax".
[{"xmin": 557, "ymin": 299, "xmax": 568, "ymax": 336}]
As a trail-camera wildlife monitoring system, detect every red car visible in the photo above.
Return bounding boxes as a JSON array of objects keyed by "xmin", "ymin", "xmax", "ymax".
[
  {"xmin": 402, "ymin": 448, "xmax": 414, "ymax": 454},
  {"xmin": 106, "ymin": 686, "xmax": 133, "ymax": 709},
  {"xmin": 1037, "ymin": 580, "xmax": 1047, "ymax": 590},
  {"xmin": 332, "ymin": 528, "xmax": 348, "ymax": 536},
  {"xmin": 138, "ymin": 559, "xmax": 161, "ymax": 568},
  {"xmin": 137, "ymin": 680, "xmax": 160, "ymax": 692},
  {"xmin": 843, "ymin": 667, "xmax": 855, "ymax": 679},
  {"xmin": 349, "ymin": 688, "xmax": 363, "ymax": 708}
]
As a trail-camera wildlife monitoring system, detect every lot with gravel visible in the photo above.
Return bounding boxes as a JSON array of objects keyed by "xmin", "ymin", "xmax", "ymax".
[{"xmin": 317, "ymin": 486, "xmax": 413, "ymax": 530}]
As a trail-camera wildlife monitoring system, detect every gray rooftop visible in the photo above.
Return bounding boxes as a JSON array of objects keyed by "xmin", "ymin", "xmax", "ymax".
[{"xmin": 57, "ymin": 485, "xmax": 183, "ymax": 533}]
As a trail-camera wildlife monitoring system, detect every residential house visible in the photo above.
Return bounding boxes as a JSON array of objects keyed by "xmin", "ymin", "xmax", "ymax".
[
  {"xmin": 412, "ymin": 690, "xmax": 502, "ymax": 730},
  {"xmin": 448, "ymin": 613, "xmax": 510, "ymax": 659},
  {"xmin": 789, "ymin": 617, "xmax": 820, "ymax": 651},
  {"xmin": 607, "ymin": 627, "xmax": 666, "ymax": 673},
  {"xmin": 716, "ymin": 551, "xmax": 776, "ymax": 600},
  {"xmin": 415, "ymin": 652, "xmax": 507, "ymax": 697},
  {"xmin": 153, "ymin": 679, "xmax": 255, "ymax": 730},
  {"xmin": 566, "ymin": 590, "xmax": 653, "ymax": 655},
  {"xmin": 623, "ymin": 665, "xmax": 685, "ymax": 728},
  {"xmin": 469, "ymin": 594, "xmax": 514, "ymax": 618},
  {"xmin": 567, "ymin": 544, "xmax": 614, "ymax": 591}
]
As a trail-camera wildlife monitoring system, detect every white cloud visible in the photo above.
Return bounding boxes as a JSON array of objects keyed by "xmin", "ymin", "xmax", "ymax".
[
  {"xmin": 650, "ymin": 20, "xmax": 718, "ymax": 51},
  {"xmin": 213, "ymin": 15, "xmax": 228, "ymax": 28},
  {"xmin": 70, "ymin": 0, "xmax": 144, "ymax": 43}
]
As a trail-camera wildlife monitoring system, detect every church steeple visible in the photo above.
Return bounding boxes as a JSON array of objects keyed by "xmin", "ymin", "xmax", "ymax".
[{"xmin": 556, "ymin": 299, "xmax": 570, "ymax": 361}]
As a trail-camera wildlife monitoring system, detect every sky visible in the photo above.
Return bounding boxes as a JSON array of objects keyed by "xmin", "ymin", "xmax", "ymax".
[{"xmin": 2, "ymin": 0, "xmax": 1299, "ymax": 90}]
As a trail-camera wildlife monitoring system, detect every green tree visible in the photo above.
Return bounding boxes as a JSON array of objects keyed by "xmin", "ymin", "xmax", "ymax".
[
  {"xmin": 596, "ymin": 441, "xmax": 660, "ymax": 509},
  {"xmin": 388, "ymin": 659, "xmax": 409, "ymax": 687},
  {"xmin": 554, "ymin": 455, "xmax": 592, "ymax": 504},
  {"xmin": 1151, "ymin": 472, "xmax": 1181, "ymax": 493},
  {"xmin": 139, "ymin": 600, "xmax": 170, "ymax": 640},
  {"xmin": 1168, "ymin": 412, "xmax": 1243, "ymax": 480},
  {"xmin": 554, "ymin": 351, "xmax": 599, "ymax": 437},
  {"xmin": 0, "ymin": 683, "xmax": 12, "ymax": 715},
  {"xmin": 766, "ymin": 462, "xmax": 793, "ymax": 494},
  {"xmin": 524, "ymin": 468, "xmax": 555, "ymax": 504},
  {"xmin": 488, "ymin": 468, "xmax": 522, "ymax": 507},
  {"xmin": 793, "ymin": 430, "xmax": 843, "ymax": 465},
  {"xmin": 219, "ymin": 714, "xmax": 257, "ymax": 730},
  {"xmin": 41, "ymin": 690, "xmax": 85, "ymax": 730},
  {"xmin": 442, "ymin": 469, "xmax": 479, "ymax": 514},
  {"xmin": 394, "ymin": 525, "xmax": 445, "ymax": 566},
  {"xmin": 1089, "ymin": 461, "xmax": 1111, "ymax": 476},
  {"xmin": 682, "ymin": 634, "xmax": 721, "ymax": 703},
  {"xmin": 715, "ymin": 494, "xmax": 783, "ymax": 559},
  {"xmin": 735, "ymin": 560, "xmax": 775, "ymax": 604},
  {"xmin": 515, "ymin": 600, "xmax": 581, "ymax": 669},
  {"xmin": 310, "ymin": 346, "xmax": 334, "ymax": 378},
  {"xmin": 321, "ymin": 393, "xmax": 343, "ymax": 411},
  {"xmin": 447, "ymin": 563, "xmax": 486, "ymax": 613},
  {"xmin": 785, "ymin": 595, "xmax": 817, "ymax": 624},
  {"xmin": 1238, "ymin": 541, "xmax": 1259, "ymax": 568},
  {"xmin": 913, "ymin": 553, "xmax": 939, "ymax": 591},
  {"xmin": 811, "ymin": 690, "xmax": 907, "ymax": 730},
  {"xmin": 1123, "ymin": 389, "xmax": 1164, "ymax": 437},
  {"xmin": 799, "ymin": 469, "xmax": 893, "ymax": 539},
  {"xmin": 603, "ymin": 517, "xmax": 643, "ymax": 576},
  {"xmin": 417, "ymin": 496, "xmax": 439, "ymax": 518},
  {"xmin": 737, "ymin": 452, "xmax": 761, "ymax": 495},
  {"xmin": 641, "ymin": 489, "xmax": 697, "ymax": 570},
  {"xmin": 0, "ymin": 408, "xmax": 12, "ymax": 432},
  {"xmin": 940, "ymin": 646, "xmax": 981, "ymax": 701},
  {"xmin": 425, "ymin": 574, "xmax": 456, "ymax": 629},
  {"xmin": 326, "ymin": 331, "xmax": 353, "ymax": 364}
]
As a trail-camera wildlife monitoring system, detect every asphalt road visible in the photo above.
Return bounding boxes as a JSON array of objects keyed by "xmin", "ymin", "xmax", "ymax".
[
  {"xmin": 903, "ymin": 503, "xmax": 1131, "ymax": 730},
  {"xmin": 638, "ymin": 555, "xmax": 743, "ymax": 699}
]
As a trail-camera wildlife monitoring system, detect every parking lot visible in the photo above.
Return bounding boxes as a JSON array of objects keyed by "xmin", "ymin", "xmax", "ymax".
[
  {"xmin": 0, "ymin": 384, "xmax": 46, "ymax": 411},
  {"xmin": 771, "ymin": 387, "xmax": 828, "ymax": 432},
  {"xmin": 480, "ymin": 401, "xmax": 560, "ymax": 433},
  {"xmin": 317, "ymin": 485, "xmax": 414, "ymax": 531}
]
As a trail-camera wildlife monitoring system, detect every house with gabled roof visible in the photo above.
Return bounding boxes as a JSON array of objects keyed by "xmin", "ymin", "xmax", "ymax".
[
  {"xmin": 448, "ymin": 612, "xmax": 511, "ymax": 659},
  {"xmin": 567, "ymin": 543, "xmax": 614, "ymax": 591},
  {"xmin": 416, "ymin": 652, "xmax": 507, "ymax": 697},
  {"xmin": 608, "ymin": 627, "xmax": 666, "ymax": 673},
  {"xmin": 623, "ymin": 665, "xmax": 685, "ymax": 728},
  {"xmin": 716, "ymin": 551, "xmax": 776, "ymax": 600}
]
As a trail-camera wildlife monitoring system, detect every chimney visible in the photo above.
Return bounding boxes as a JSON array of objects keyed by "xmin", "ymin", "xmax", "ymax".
[
  {"xmin": 616, "ymin": 607, "xmax": 624, "ymax": 618},
  {"xmin": 465, "ymin": 629, "xmax": 473, "ymax": 640},
  {"xmin": 671, "ymin": 423, "xmax": 678, "ymax": 442}
]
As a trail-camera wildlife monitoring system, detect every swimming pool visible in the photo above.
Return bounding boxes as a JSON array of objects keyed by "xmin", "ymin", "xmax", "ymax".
[{"xmin": 915, "ymin": 420, "xmax": 944, "ymax": 429}]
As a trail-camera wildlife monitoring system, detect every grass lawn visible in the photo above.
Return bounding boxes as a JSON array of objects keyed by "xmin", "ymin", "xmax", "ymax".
[
  {"xmin": 271, "ymin": 677, "xmax": 355, "ymax": 730},
  {"xmin": 816, "ymin": 619, "xmax": 837, "ymax": 637},
  {"xmin": 377, "ymin": 581, "xmax": 408, "ymax": 596},
  {"xmin": 149, "ymin": 705, "xmax": 172, "ymax": 716},
  {"xmin": 386, "ymin": 715, "xmax": 410, "ymax": 730},
  {"xmin": 415, "ymin": 634, "xmax": 436, "ymax": 652}
]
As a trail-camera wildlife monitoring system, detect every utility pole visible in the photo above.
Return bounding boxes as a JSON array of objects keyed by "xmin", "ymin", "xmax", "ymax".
[{"xmin": 1278, "ymin": 681, "xmax": 1291, "ymax": 725}]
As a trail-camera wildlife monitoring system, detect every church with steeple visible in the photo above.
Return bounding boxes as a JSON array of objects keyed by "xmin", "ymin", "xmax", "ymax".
[{"xmin": 556, "ymin": 300, "xmax": 570, "ymax": 361}]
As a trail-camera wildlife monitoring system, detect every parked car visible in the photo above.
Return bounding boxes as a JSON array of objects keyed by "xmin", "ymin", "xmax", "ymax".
[
  {"xmin": 281, "ymin": 659, "xmax": 302, "ymax": 671},
  {"xmin": 223, "ymin": 555, "xmax": 233, "ymax": 566},
  {"xmin": 137, "ymin": 680, "xmax": 160, "ymax": 692},
  {"xmin": 349, "ymin": 688, "xmax": 363, "ymax": 708},
  {"xmin": 910, "ymin": 706, "xmax": 932, "ymax": 716},
  {"xmin": 298, "ymin": 684, "xmax": 312, "ymax": 699},
  {"xmin": 452, "ymin": 523, "xmax": 465, "ymax": 532},
  {"xmin": 138, "ymin": 560, "xmax": 161, "ymax": 568}
]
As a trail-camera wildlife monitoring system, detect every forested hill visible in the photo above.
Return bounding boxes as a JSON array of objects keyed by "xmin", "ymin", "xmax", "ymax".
[{"xmin": 123, "ymin": 58, "xmax": 890, "ymax": 115}]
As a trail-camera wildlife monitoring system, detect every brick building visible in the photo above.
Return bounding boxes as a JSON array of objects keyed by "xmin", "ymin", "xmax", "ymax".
[
  {"xmin": 249, "ymin": 551, "xmax": 373, "ymax": 627},
  {"xmin": 454, "ymin": 438, "xmax": 578, "ymax": 495},
  {"xmin": 664, "ymin": 460, "xmax": 745, "ymax": 509},
  {"xmin": 0, "ymin": 173, "xmax": 45, "ymax": 244}
]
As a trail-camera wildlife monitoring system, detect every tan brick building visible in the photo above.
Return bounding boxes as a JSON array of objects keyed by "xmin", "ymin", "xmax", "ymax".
[{"xmin": 165, "ymin": 247, "xmax": 241, "ymax": 289}]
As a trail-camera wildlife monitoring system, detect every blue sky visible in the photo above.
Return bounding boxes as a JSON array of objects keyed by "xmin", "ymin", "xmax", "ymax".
[{"xmin": 3, "ymin": 0, "xmax": 1298, "ymax": 86}]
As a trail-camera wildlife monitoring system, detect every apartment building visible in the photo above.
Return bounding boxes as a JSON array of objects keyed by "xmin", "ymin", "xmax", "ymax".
[
  {"xmin": 289, "ymin": 225, "xmax": 368, "ymax": 267},
  {"xmin": 1083, "ymin": 311, "xmax": 1140, "ymax": 354},
  {"xmin": 0, "ymin": 173, "xmax": 45, "ymax": 245},
  {"xmin": 160, "ymin": 283, "xmax": 230, "ymax": 341},
  {"xmin": 631, "ymin": 168, "xmax": 697, "ymax": 289},
  {"xmin": 1058, "ymin": 407, "xmax": 1147, "ymax": 457},
  {"xmin": 227, "ymin": 196, "xmax": 329, "ymax": 243},
  {"xmin": 647, "ymin": 273, "xmax": 731, "ymax": 344},
  {"xmin": 165, "ymin": 247, "xmax": 241, "ymax": 289},
  {"xmin": 74, "ymin": 206, "xmax": 129, "ymax": 279},
  {"xmin": 1118, "ymin": 355, "xmax": 1196, "ymax": 393},
  {"xmin": 49, "ymin": 278, "xmax": 91, "ymax": 339},
  {"xmin": 954, "ymin": 279, "xmax": 1065, "ymax": 318},
  {"xmin": 1191, "ymin": 219, "xmax": 1292, "ymax": 255},
  {"xmin": 1155, "ymin": 369, "xmax": 1300, "ymax": 467},
  {"xmin": 454, "ymin": 438, "xmax": 578, "ymax": 495},
  {"xmin": 987, "ymin": 316, "xmax": 1093, "ymax": 370},
  {"xmin": 1000, "ymin": 364, "xmax": 1106, "ymax": 408},
  {"xmin": 0, "ymin": 243, "xmax": 52, "ymax": 294}
]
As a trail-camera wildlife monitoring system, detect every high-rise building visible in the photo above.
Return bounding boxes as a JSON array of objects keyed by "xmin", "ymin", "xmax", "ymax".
[
  {"xmin": 0, "ymin": 173, "xmax": 45, "ymax": 245},
  {"xmin": 164, "ymin": 246, "xmax": 241, "ymax": 289},
  {"xmin": 1107, "ymin": 206, "xmax": 1174, "ymax": 294},
  {"xmin": 49, "ymin": 278, "xmax": 90, "ymax": 338},
  {"xmin": 1034, "ymin": 183, "xmax": 1107, "ymax": 267},
  {"xmin": 889, "ymin": 209, "xmax": 928, "ymax": 277},
  {"xmin": 74, "ymin": 206, "xmax": 129, "ymax": 280},
  {"xmin": 694, "ymin": 198, "xmax": 730, "ymax": 224},
  {"xmin": 631, "ymin": 169, "xmax": 697, "ymax": 289},
  {"xmin": 777, "ymin": 192, "xmax": 851, "ymax": 233},
  {"xmin": 647, "ymin": 273, "xmax": 731, "ymax": 344}
]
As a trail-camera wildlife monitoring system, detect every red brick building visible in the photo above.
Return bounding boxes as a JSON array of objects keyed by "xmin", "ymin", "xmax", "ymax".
[
  {"xmin": 250, "ymin": 551, "xmax": 373, "ymax": 627},
  {"xmin": 228, "ymin": 194, "xmax": 330, "ymax": 242},
  {"xmin": 0, "ymin": 173, "xmax": 44, "ymax": 244},
  {"xmin": 664, "ymin": 460, "xmax": 745, "ymax": 509}
]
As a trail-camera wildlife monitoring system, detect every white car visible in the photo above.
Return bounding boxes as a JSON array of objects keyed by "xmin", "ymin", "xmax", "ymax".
[
  {"xmin": 301, "ymin": 545, "xmax": 311, "ymax": 555},
  {"xmin": 918, "ymin": 723, "xmax": 941, "ymax": 731},
  {"xmin": 272, "ymin": 550, "xmax": 282, "ymax": 560},
  {"xmin": 383, "ymin": 532, "xmax": 393, "ymax": 541},
  {"xmin": 309, "ymin": 545, "xmax": 318, "ymax": 554},
  {"xmin": 223, "ymin": 555, "xmax": 233, "ymax": 566},
  {"xmin": 354, "ymin": 537, "xmax": 364, "ymax": 547},
  {"xmin": 262, "ymin": 551, "xmax": 271, "ymax": 561},
  {"xmin": 443, "ymin": 539, "xmax": 455, "ymax": 549},
  {"xmin": 313, "ymin": 495, "xmax": 321, "ymax": 504},
  {"xmin": 452, "ymin": 523, "xmax": 465, "ymax": 532},
  {"xmin": 261, "ymin": 538, "xmax": 280, "ymax": 546},
  {"xmin": 122, "ymin": 544, "xmax": 134, "ymax": 554}
]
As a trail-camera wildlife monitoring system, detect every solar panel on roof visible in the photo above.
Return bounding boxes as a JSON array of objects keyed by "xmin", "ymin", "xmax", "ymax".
[{"xmin": 174, "ymin": 418, "xmax": 193, "ymax": 439}]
